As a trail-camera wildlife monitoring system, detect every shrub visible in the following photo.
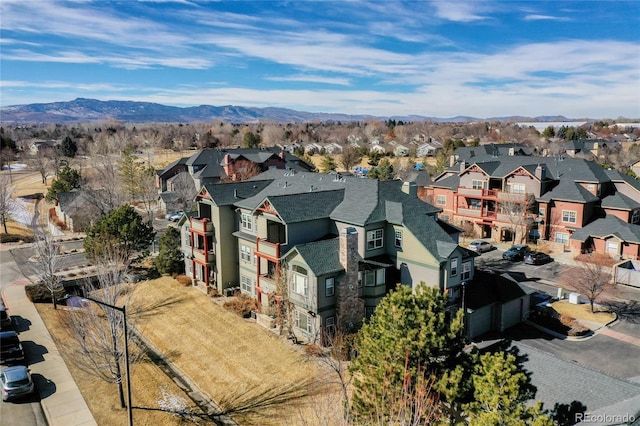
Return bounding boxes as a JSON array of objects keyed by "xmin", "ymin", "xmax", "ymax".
[
  {"xmin": 175, "ymin": 275, "xmax": 192, "ymax": 286},
  {"xmin": 223, "ymin": 294, "xmax": 258, "ymax": 317},
  {"xmin": 304, "ymin": 344, "xmax": 325, "ymax": 357},
  {"xmin": 207, "ymin": 287, "xmax": 219, "ymax": 297},
  {"xmin": 25, "ymin": 284, "xmax": 66, "ymax": 303}
]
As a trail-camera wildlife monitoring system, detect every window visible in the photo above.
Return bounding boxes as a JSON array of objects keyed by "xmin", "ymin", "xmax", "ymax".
[
  {"xmin": 325, "ymin": 277, "xmax": 335, "ymax": 297},
  {"xmin": 394, "ymin": 230, "xmax": 402, "ymax": 248},
  {"xmin": 632, "ymin": 210, "xmax": 640, "ymax": 224},
  {"xmin": 606, "ymin": 241, "xmax": 619, "ymax": 255},
  {"xmin": 587, "ymin": 184, "xmax": 595, "ymax": 191},
  {"xmin": 240, "ymin": 275, "xmax": 254, "ymax": 294},
  {"xmin": 555, "ymin": 233, "xmax": 569, "ymax": 244},
  {"xmin": 461, "ymin": 261, "xmax": 471, "ymax": 280},
  {"xmin": 292, "ymin": 267, "xmax": 308, "ymax": 296},
  {"xmin": 325, "ymin": 316, "xmax": 335, "ymax": 334},
  {"xmin": 538, "ymin": 207, "xmax": 545, "ymax": 217},
  {"xmin": 511, "ymin": 183, "xmax": 526, "ymax": 194},
  {"xmin": 364, "ymin": 269, "xmax": 385, "ymax": 286},
  {"xmin": 562, "ymin": 210, "xmax": 577, "ymax": 224},
  {"xmin": 436, "ymin": 195, "xmax": 446, "ymax": 206},
  {"xmin": 295, "ymin": 310, "xmax": 312, "ymax": 333},
  {"xmin": 469, "ymin": 199, "xmax": 481, "ymax": 210},
  {"xmin": 472, "ymin": 180, "xmax": 484, "ymax": 190},
  {"xmin": 450, "ymin": 258, "xmax": 458, "ymax": 276},
  {"xmin": 240, "ymin": 244, "xmax": 251, "ymax": 262},
  {"xmin": 367, "ymin": 229, "xmax": 384, "ymax": 250},
  {"xmin": 241, "ymin": 212, "xmax": 253, "ymax": 231}
]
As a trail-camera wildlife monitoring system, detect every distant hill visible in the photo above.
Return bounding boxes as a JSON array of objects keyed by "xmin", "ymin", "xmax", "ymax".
[{"xmin": 0, "ymin": 98, "xmax": 574, "ymax": 124}]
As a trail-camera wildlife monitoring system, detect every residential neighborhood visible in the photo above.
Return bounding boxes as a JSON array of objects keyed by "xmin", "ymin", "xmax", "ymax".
[{"xmin": 2, "ymin": 119, "xmax": 640, "ymax": 425}]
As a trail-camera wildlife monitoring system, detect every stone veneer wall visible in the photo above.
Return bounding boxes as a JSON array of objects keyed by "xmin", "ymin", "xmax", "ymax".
[{"xmin": 337, "ymin": 227, "xmax": 364, "ymax": 332}]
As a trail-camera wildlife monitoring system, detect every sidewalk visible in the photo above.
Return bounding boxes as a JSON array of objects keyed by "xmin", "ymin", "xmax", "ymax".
[{"xmin": 3, "ymin": 282, "xmax": 96, "ymax": 426}]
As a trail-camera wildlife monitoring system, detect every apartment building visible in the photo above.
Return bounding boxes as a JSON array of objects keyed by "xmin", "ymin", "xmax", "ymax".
[
  {"xmin": 179, "ymin": 169, "xmax": 475, "ymax": 341},
  {"xmin": 425, "ymin": 147, "xmax": 640, "ymax": 259}
]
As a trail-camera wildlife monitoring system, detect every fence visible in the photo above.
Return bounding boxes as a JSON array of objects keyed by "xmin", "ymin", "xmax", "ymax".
[{"xmin": 614, "ymin": 260, "xmax": 640, "ymax": 288}]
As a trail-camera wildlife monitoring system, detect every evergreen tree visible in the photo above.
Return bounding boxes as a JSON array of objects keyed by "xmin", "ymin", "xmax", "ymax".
[
  {"xmin": 542, "ymin": 126, "xmax": 555, "ymax": 138},
  {"xmin": 61, "ymin": 136, "xmax": 78, "ymax": 158},
  {"xmin": 84, "ymin": 204, "xmax": 155, "ymax": 261},
  {"xmin": 349, "ymin": 284, "xmax": 471, "ymax": 423},
  {"xmin": 319, "ymin": 155, "xmax": 337, "ymax": 173},
  {"xmin": 243, "ymin": 131, "xmax": 261, "ymax": 148},
  {"xmin": 465, "ymin": 351, "xmax": 553, "ymax": 425},
  {"xmin": 154, "ymin": 226, "xmax": 184, "ymax": 274},
  {"xmin": 46, "ymin": 165, "xmax": 81, "ymax": 202}
]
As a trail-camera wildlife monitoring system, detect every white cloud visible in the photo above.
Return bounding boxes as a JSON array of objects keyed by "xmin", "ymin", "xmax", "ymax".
[
  {"xmin": 431, "ymin": 0, "xmax": 491, "ymax": 22},
  {"xmin": 524, "ymin": 14, "xmax": 571, "ymax": 22}
]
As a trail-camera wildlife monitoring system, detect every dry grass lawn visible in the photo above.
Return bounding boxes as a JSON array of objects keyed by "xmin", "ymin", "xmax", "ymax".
[
  {"xmin": 129, "ymin": 277, "xmax": 339, "ymax": 425},
  {"xmin": 36, "ymin": 303, "xmax": 213, "ymax": 426},
  {"xmin": 551, "ymin": 300, "xmax": 616, "ymax": 326}
]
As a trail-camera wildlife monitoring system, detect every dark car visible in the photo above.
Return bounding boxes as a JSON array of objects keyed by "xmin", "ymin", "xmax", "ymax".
[
  {"xmin": 502, "ymin": 244, "xmax": 531, "ymax": 261},
  {"xmin": 1, "ymin": 365, "xmax": 35, "ymax": 401},
  {"xmin": 524, "ymin": 251, "xmax": 553, "ymax": 265},
  {"xmin": 0, "ymin": 331, "xmax": 25, "ymax": 365}
]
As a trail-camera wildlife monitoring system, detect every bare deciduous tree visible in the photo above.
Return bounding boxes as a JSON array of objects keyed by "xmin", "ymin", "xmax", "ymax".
[
  {"xmin": 171, "ymin": 172, "xmax": 196, "ymax": 212},
  {"xmin": 26, "ymin": 147, "xmax": 54, "ymax": 184},
  {"xmin": 339, "ymin": 146, "xmax": 362, "ymax": 172},
  {"xmin": 0, "ymin": 175, "xmax": 18, "ymax": 234},
  {"xmin": 32, "ymin": 225, "xmax": 64, "ymax": 309},
  {"xmin": 60, "ymin": 239, "xmax": 138, "ymax": 409},
  {"xmin": 561, "ymin": 258, "xmax": 615, "ymax": 313}
]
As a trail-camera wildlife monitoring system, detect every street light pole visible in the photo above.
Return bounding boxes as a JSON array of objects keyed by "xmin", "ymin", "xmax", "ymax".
[{"xmin": 83, "ymin": 296, "xmax": 133, "ymax": 426}]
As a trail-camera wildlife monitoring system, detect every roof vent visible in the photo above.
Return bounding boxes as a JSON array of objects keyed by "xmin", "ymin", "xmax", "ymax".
[{"xmin": 234, "ymin": 189, "xmax": 238, "ymax": 198}]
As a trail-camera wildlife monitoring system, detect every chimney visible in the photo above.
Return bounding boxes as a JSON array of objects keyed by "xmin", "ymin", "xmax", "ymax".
[
  {"xmin": 279, "ymin": 151, "xmax": 286, "ymax": 160},
  {"xmin": 535, "ymin": 164, "xmax": 546, "ymax": 180},
  {"xmin": 337, "ymin": 227, "xmax": 364, "ymax": 333},
  {"xmin": 459, "ymin": 160, "xmax": 467, "ymax": 173},
  {"xmin": 402, "ymin": 181, "xmax": 417, "ymax": 197},
  {"xmin": 449, "ymin": 155, "xmax": 456, "ymax": 167}
]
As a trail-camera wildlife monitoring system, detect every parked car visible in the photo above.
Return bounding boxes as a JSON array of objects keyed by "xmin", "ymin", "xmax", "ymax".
[
  {"xmin": 502, "ymin": 244, "xmax": 531, "ymax": 261},
  {"xmin": 0, "ymin": 306, "xmax": 12, "ymax": 331},
  {"xmin": 1, "ymin": 365, "xmax": 35, "ymax": 401},
  {"xmin": 0, "ymin": 331, "xmax": 25, "ymax": 365},
  {"xmin": 165, "ymin": 211, "xmax": 184, "ymax": 222},
  {"xmin": 467, "ymin": 240, "xmax": 493, "ymax": 253},
  {"xmin": 524, "ymin": 251, "xmax": 553, "ymax": 265}
]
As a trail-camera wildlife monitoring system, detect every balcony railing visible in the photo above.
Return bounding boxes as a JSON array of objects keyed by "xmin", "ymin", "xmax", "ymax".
[
  {"xmin": 192, "ymin": 249, "xmax": 215, "ymax": 264},
  {"xmin": 497, "ymin": 192, "xmax": 526, "ymax": 202},
  {"xmin": 256, "ymin": 238, "xmax": 279, "ymax": 259},
  {"xmin": 458, "ymin": 187, "xmax": 498, "ymax": 197},
  {"xmin": 189, "ymin": 218, "xmax": 214, "ymax": 233}
]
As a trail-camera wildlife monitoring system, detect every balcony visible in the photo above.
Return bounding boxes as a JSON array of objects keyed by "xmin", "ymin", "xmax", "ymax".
[
  {"xmin": 458, "ymin": 187, "xmax": 498, "ymax": 198},
  {"xmin": 189, "ymin": 218, "xmax": 214, "ymax": 234},
  {"xmin": 497, "ymin": 192, "xmax": 526, "ymax": 203},
  {"xmin": 258, "ymin": 274, "xmax": 277, "ymax": 294},
  {"xmin": 192, "ymin": 248, "xmax": 215, "ymax": 264},
  {"xmin": 256, "ymin": 238, "xmax": 279, "ymax": 260}
]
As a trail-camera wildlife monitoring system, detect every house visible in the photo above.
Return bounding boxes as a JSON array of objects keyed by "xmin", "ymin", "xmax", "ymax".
[
  {"xmin": 417, "ymin": 141, "xmax": 443, "ymax": 157},
  {"xmin": 324, "ymin": 142, "xmax": 343, "ymax": 154},
  {"xmin": 393, "ymin": 144, "xmax": 410, "ymax": 157},
  {"xmin": 54, "ymin": 190, "xmax": 104, "ymax": 232},
  {"xmin": 180, "ymin": 169, "xmax": 475, "ymax": 341},
  {"xmin": 631, "ymin": 159, "xmax": 640, "ymax": 177},
  {"xmin": 156, "ymin": 148, "xmax": 314, "ymax": 211},
  {"xmin": 425, "ymin": 149, "xmax": 640, "ymax": 259}
]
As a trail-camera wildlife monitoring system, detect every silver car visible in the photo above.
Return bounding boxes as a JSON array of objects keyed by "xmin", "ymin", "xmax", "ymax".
[
  {"xmin": 467, "ymin": 240, "xmax": 493, "ymax": 253},
  {"xmin": 1, "ymin": 365, "xmax": 35, "ymax": 401}
]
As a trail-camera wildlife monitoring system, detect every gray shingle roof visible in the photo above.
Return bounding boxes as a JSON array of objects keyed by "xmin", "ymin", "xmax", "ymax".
[
  {"xmin": 201, "ymin": 180, "xmax": 272, "ymax": 206},
  {"xmin": 515, "ymin": 342, "xmax": 640, "ymax": 414},
  {"xmin": 262, "ymin": 191, "xmax": 344, "ymax": 223},
  {"xmin": 601, "ymin": 192, "xmax": 640, "ymax": 210},
  {"xmin": 571, "ymin": 215, "xmax": 640, "ymax": 244},
  {"xmin": 537, "ymin": 179, "xmax": 600, "ymax": 203},
  {"xmin": 287, "ymin": 238, "xmax": 344, "ymax": 276}
]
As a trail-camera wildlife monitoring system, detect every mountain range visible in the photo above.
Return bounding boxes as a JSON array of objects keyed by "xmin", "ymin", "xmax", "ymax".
[{"xmin": 0, "ymin": 98, "xmax": 573, "ymax": 124}]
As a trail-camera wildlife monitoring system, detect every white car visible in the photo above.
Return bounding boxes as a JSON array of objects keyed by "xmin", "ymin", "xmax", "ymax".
[
  {"xmin": 467, "ymin": 240, "xmax": 493, "ymax": 253},
  {"xmin": 165, "ymin": 211, "xmax": 184, "ymax": 222}
]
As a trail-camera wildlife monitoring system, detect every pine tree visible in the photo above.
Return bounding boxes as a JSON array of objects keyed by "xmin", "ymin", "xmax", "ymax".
[
  {"xmin": 465, "ymin": 351, "xmax": 554, "ymax": 425},
  {"xmin": 154, "ymin": 226, "xmax": 184, "ymax": 274},
  {"xmin": 349, "ymin": 284, "xmax": 471, "ymax": 423},
  {"xmin": 46, "ymin": 165, "xmax": 81, "ymax": 202}
]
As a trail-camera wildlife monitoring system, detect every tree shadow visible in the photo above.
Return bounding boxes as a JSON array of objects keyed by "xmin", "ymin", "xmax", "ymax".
[
  {"xmin": 601, "ymin": 300, "xmax": 640, "ymax": 324},
  {"xmin": 21, "ymin": 340, "xmax": 49, "ymax": 365},
  {"xmin": 549, "ymin": 400, "xmax": 587, "ymax": 426},
  {"xmin": 11, "ymin": 315, "xmax": 32, "ymax": 333},
  {"xmin": 32, "ymin": 373, "xmax": 56, "ymax": 399},
  {"xmin": 129, "ymin": 295, "xmax": 189, "ymax": 320}
]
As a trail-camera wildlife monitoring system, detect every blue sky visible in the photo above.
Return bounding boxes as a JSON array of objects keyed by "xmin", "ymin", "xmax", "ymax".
[{"xmin": 1, "ymin": 0, "xmax": 639, "ymax": 118}]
